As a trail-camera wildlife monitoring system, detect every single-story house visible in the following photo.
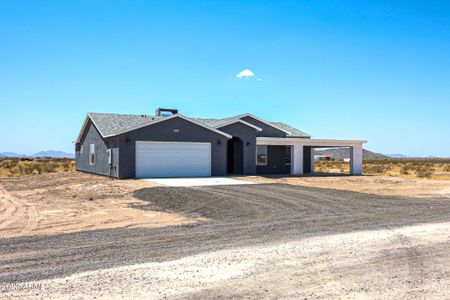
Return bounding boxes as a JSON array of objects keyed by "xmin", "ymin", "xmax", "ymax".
[{"xmin": 75, "ymin": 108, "xmax": 366, "ymax": 178}]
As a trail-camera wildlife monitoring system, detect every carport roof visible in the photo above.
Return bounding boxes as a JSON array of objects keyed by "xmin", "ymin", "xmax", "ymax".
[{"xmin": 78, "ymin": 112, "xmax": 310, "ymax": 142}]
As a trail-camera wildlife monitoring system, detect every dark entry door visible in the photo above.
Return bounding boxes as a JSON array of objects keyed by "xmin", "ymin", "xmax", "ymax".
[{"xmin": 227, "ymin": 137, "xmax": 244, "ymax": 174}]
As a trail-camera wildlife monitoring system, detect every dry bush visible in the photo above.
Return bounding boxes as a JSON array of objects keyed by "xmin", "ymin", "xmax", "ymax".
[
  {"xmin": 415, "ymin": 169, "xmax": 432, "ymax": 178},
  {"xmin": 363, "ymin": 158, "xmax": 450, "ymax": 179},
  {"xmin": 411, "ymin": 165, "xmax": 432, "ymax": 178},
  {"xmin": 0, "ymin": 158, "xmax": 75, "ymax": 177},
  {"xmin": 383, "ymin": 164, "xmax": 393, "ymax": 172},
  {"xmin": 400, "ymin": 165, "xmax": 411, "ymax": 174},
  {"xmin": 364, "ymin": 165, "xmax": 384, "ymax": 174},
  {"xmin": 0, "ymin": 159, "xmax": 18, "ymax": 169}
]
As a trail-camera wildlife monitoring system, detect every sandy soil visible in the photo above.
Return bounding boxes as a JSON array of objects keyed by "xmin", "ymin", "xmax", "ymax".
[
  {"xmin": 241, "ymin": 174, "xmax": 450, "ymax": 198},
  {"xmin": 0, "ymin": 173, "xmax": 197, "ymax": 237},
  {"xmin": 5, "ymin": 221, "xmax": 450, "ymax": 299},
  {"xmin": 2, "ymin": 173, "xmax": 450, "ymax": 299}
]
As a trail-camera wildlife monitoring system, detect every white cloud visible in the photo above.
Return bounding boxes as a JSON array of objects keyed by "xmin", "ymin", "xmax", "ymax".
[{"xmin": 236, "ymin": 69, "xmax": 255, "ymax": 79}]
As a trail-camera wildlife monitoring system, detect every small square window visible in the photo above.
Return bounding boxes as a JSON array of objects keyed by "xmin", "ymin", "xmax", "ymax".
[{"xmin": 256, "ymin": 145, "xmax": 268, "ymax": 166}]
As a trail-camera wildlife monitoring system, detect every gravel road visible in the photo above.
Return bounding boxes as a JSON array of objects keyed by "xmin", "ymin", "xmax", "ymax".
[{"xmin": 2, "ymin": 183, "xmax": 450, "ymax": 288}]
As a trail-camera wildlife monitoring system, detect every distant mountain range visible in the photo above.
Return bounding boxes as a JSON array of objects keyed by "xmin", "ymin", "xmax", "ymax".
[
  {"xmin": 315, "ymin": 148, "xmax": 386, "ymax": 159},
  {"xmin": 0, "ymin": 149, "xmax": 445, "ymax": 160},
  {"xmin": 0, "ymin": 150, "xmax": 74, "ymax": 158},
  {"xmin": 385, "ymin": 154, "xmax": 444, "ymax": 159},
  {"xmin": 314, "ymin": 149, "xmax": 446, "ymax": 159},
  {"xmin": 385, "ymin": 154, "xmax": 409, "ymax": 158}
]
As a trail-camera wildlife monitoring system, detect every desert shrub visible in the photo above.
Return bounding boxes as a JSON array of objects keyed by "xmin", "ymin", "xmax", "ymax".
[
  {"xmin": 10, "ymin": 166, "xmax": 19, "ymax": 175},
  {"xmin": 19, "ymin": 162, "xmax": 42, "ymax": 175},
  {"xmin": 0, "ymin": 159, "xmax": 17, "ymax": 169},
  {"xmin": 62, "ymin": 160, "xmax": 72, "ymax": 172},
  {"xmin": 415, "ymin": 169, "xmax": 432, "ymax": 178},
  {"xmin": 443, "ymin": 164, "xmax": 450, "ymax": 172},
  {"xmin": 364, "ymin": 165, "xmax": 384, "ymax": 174},
  {"xmin": 0, "ymin": 158, "xmax": 76, "ymax": 177},
  {"xmin": 16, "ymin": 163, "xmax": 25, "ymax": 174},
  {"xmin": 400, "ymin": 165, "xmax": 410, "ymax": 174},
  {"xmin": 383, "ymin": 164, "xmax": 393, "ymax": 172},
  {"xmin": 41, "ymin": 161, "xmax": 58, "ymax": 173}
]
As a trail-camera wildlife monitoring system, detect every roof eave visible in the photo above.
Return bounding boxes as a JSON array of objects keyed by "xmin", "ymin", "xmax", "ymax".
[
  {"xmin": 237, "ymin": 113, "xmax": 293, "ymax": 135},
  {"xmin": 215, "ymin": 119, "xmax": 263, "ymax": 132},
  {"xmin": 103, "ymin": 114, "xmax": 233, "ymax": 139},
  {"xmin": 75, "ymin": 114, "xmax": 108, "ymax": 144}
]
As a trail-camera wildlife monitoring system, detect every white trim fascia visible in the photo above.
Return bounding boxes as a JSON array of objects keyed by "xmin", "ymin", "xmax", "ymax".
[
  {"xmin": 75, "ymin": 114, "xmax": 107, "ymax": 144},
  {"xmin": 215, "ymin": 119, "xmax": 263, "ymax": 132},
  {"xmin": 256, "ymin": 137, "xmax": 367, "ymax": 147},
  {"xmin": 105, "ymin": 114, "xmax": 233, "ymax": 139},
  {"xmin": 75, "ymin": 115, "xmax": 90, "ymax": 144},
  {"xmin": 237, "ymin": 113, "xmax": 292, "ymax": 135}
]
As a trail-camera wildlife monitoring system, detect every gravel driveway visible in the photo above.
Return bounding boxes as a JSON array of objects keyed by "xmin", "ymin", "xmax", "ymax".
[{"xmin": 2, "ymin": 183, "xmax": 450, "ymax": 288}]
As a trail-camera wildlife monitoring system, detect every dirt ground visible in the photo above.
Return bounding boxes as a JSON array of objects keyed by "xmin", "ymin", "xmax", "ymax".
[
  {"xmin": 2, "ymin": 173, "xmax": 450, "ymax": 299},
  {"xmin": 0, "ymin": 173, "xmax": 198, "ymax": 237},
  {"xmin": 242, "ymin": 174, "xmax": 450, "ymax": 198}
]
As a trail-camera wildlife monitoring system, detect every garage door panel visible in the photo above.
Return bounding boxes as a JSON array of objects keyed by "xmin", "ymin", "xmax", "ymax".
[{"xmin": 136, "ymin": 142, "xmax": 211, "ymax": 178}]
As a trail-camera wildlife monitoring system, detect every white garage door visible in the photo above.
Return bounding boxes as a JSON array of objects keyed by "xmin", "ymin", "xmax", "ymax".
[{"xmin": 135, "ymin": 141, "xmax": 211, "ymax": 178}]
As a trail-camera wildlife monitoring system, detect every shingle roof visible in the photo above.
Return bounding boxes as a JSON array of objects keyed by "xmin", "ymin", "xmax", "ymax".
[
  {"xmin": 86, "ymin": 112, "xmax": 310, "ymax": 138},
  {"xmin": 193, "ymin": 117, "xmax": 310, "ymax": 137},
  {"xmin": 269, "ymin": 122, "xmax": 311, "ymax": 137},
  {"xmin": 88, "ymin": 113, "xmax": 164, "ymax": 137},
  {"xmin": 190, "ymin": 116, "xmax": 241, "ymax": 128}
]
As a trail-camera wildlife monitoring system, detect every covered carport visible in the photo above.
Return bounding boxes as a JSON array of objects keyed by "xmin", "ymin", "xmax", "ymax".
[{"xmin": 256, "ymin": 137, "xmax": 367, "ymax": 175}]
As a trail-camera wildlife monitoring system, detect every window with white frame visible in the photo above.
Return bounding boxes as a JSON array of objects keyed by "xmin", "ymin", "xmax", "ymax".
[
  {"xmin": 80, "ymin": 145, "xmax": 84, "ymax": 154},
  {"xmin": 256, "ymin": 145, "xmax": 268, "ymax": 166},
  {"xmin": 107, "ymin": 149, "xmax": 112, "ymax": 165},
  {"xmin": 89, "ymin": 144, "xmax": 95, "ymax": 165}
]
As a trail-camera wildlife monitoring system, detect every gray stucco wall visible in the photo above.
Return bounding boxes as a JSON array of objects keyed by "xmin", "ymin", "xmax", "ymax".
[
  {"xmin": 256, "ymin": 145, "xmax": 290, "ymax": 175},
  {"xmin": 218, "ymin": 122, "xmax": 257, "ymax": 175},
  {"xmin": 117, "ymin": 117, "xmax": 229, "ymax": 178},
  {"xmin": 75, "ymin": 120, "xmax": 119, "ymax": 177},
  {"xmin": 240, "ymin": 116, "xmax": 287, "ymax": 137}
]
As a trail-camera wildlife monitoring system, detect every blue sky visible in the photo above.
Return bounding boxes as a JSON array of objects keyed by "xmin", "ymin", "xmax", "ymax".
[{"xmin": 1, "ymin": 0, "xmax": 449, "ymax": 156}]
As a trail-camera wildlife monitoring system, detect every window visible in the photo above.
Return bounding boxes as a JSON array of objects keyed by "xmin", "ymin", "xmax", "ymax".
[
  {"xmin": 256, "ymin": 145, "xmax": 268, "ymax": 166},
  {"xmin": 107, "ymin": 149, "xmax": 112, "ymax": 165},
  {"xmin": 285, "ymin": 146, "xmax": 291, "ymax": 165},
  {"xmin": 80, "ymin": 146, "xmax": 84, "ymax": 154},
  {"xmin": 89, "ymin": 144, "xmax": 95, "ymax": 165}
]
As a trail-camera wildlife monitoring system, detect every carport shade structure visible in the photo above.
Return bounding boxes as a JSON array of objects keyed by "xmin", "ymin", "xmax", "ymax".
[
  {"xmin": 256, "ymin": 137, "xmax": 366, "ymax": 175},
  {"xmin": 74, "ymin": 110, "xmax": 366, "ymax": 178}
]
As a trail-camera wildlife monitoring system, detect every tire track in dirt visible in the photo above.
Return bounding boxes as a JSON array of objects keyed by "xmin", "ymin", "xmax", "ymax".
[
  {"xmin": 0, "ymin": 190, "xmax": 17, "ymax": 225},
  {"xmin": 395, "ymin": 233, "xmax": 427, "ymax": 298},
  {"xmin": 0, "ymin": 187, "xmax": 21, "ymax": 228},
  {"xmin": 20, "ymin": 202, "xmax": 39, "ymax": 234},
  {"xmin": 0, "ymin": 185, "xmax": 38, "ymax": 235}
]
